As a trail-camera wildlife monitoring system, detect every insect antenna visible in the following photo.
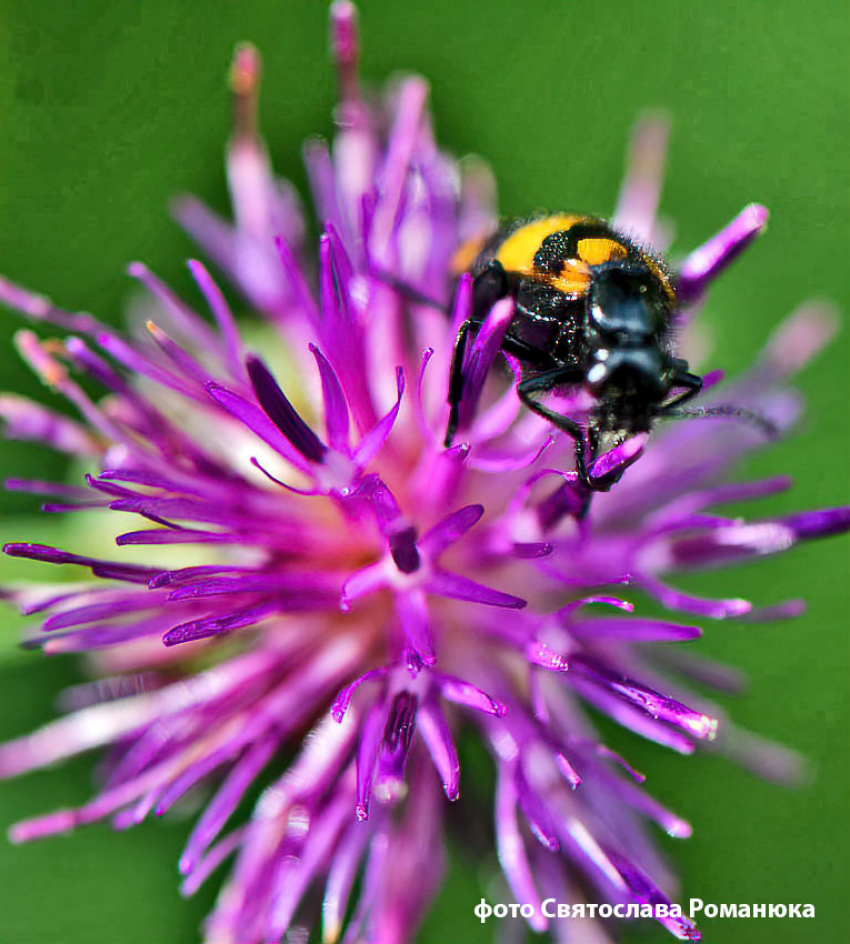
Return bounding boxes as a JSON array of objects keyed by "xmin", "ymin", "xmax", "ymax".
[
  {"xmin": 664, "ymin": 404, "xmax": 778, "ymax": 438},
  {"xmin": 370, "ymin": 269, "xmax": 449, "ymax": 312}
]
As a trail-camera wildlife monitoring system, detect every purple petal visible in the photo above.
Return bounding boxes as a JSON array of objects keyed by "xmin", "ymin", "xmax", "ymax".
[
  {"xmin": 558, "ymin": 595, "xmax": 633, "ymax": 617},
  {"xmin": 417, "ymin": 700, "xmax": 460, "ymax": 800},
  {"xmin": 356, "ymin": 473, "xmax": 401, "ymax": 529},
  {"xmin": 468, "ymin": 434, "xmax": 554, "ymax": 473},
  {"xmin": 573, "ymin": 682, "xmax": 696, "ymax": 754},
  {"xmin": 418, "ymin": 504, "xmax": 484, "ymax": 558},
  {"xmin": 604, "ymin": 848, "xmax": 700, "ymax": 940},
  {"xmin": 246, "ymin": 355, "xmax": 327, "ymax": 464},
  {"xmin": 524, "ymin": 641, "xmax": 569, "ymax": 672},
  {"xmin": 782, "ymin": 506, "xmax": 850, "ymax": 540},
  {"xmin": 352, "ymin": 367, "xmax": 405, "ymax": 468},
  {"xmin": 318, "ymin": 230, "xmax": 377, "ymax": 432},
  {"xmin": 738, "ymin": 599, "xmax": 806, "ymax": 622},
  {"xmin": 267, "ymin": 795, "xmax": 351, "ymax": 938},
  {"xmin": 664, "ymin": 520, "xmax": 805, "ymax": 571},
  {"xmin": 331, "ymin": 668, "xmax": 389, "ymax": 723},
  {"xmin": 3, "ymin": 542, "xmax": 106, "ymax": 567},
  {"xmin": 0, "ymin": 689, "xmax": 166, "ymax": 777},
  {"xmin": 425, "ymin": 570, "xmax": 526, "ymax": 610},
  {"xmin": 108, "ymin": 495, "xmax": 287, "ymax": 531},
  {"xmin": 411, "ymin": 347, "xmax": 438, "ymax": 443},
  {"xmin": 162, "ymin": 601, "xmax": 283, "ymax": 646},
  {"xmin": 394, "ymin": 590, "xmax": 434, "ymax": 665},
  {"xmin": 117, "ymin": 527, "xmax": 293, "ymax": 548},
  {"xmin": 456, "ymin": 297, "xmax": 514, "ymax": 434},
  {"xmin": 144, "ymin": 321, "xmax": 214, "ymax": 387},
  {"xmin": 494, "ymin": 763, "xmax": 548, "ymax": 933},
  {"xmin": 755, "ymin": 301, "xmax": 838, "ymax": 381},
  {"xmin": 3, "ymin": 543, "xmax": 158, "ymax": 585},
  {"xmin": 15, "ymin": 588, "xmax": 106, "ymax": 618},
  {"xmin": 187, "ymin": 260, "xmax": 244, "ymax": 380},
  {"xmin": 330, "ymin": 0, "xmax": 360, "ymax": 102},
  {"xmin": 467, "ymin": 362, "xmax": 522, "ymax": 441},
  {"xmin": 273, "ymin": 234, "xmax": 320, "ymax": 323},
  {"xmin": 569, "ymin": 618, "xmax": 701, "ymax": 642},
  {"xmin": 512, "ymin": 542, "xmax": 553, "ymax": 559},
  {"xmin": 164, "ymin": 572, "xmax": 334, "ymax": 602},
  {"xmin": 303, "ymin": 141, "xmax": 347, "ymax": 250},
  {"xmin": 322, "ymin": 820, "xmax": 372, "ymax": 944},
  {"xmin": 9, "ymin": 761, "xmax": 172, "ymax": 842},
  {"xmin": 388, "ymin": 527, "xmax": 420, "ymax": 574},
  {"xmin": 376, "ymin": 691, "xmax": 418, "ymax": 789},
  {"xmin": 205, "ymin": 380, "xmax": 313, "ymax": 473},
  {"xmin": 90, "ymin": 332, "xmax": 197, "ymax": 403},
  {"xmin": 449, "ymin": 271, "xmax": 473, "ymax": 335},
  {"xmin": 536, "ymin": 475, "xmax": 589, "ymax": 530},
  {"xmin": 0, "ymin": 273, "xmax": 98, "ymax": 330},
  {"xmin": 599, "ymin": 769, "xmax": 692, "ymax": 839},
  {"xmin": 149, "ymin": 564, "xmax": 250, "ymax": 590},
  {"xmin": 13, "ymin": 331, "xmax": 131, "ymax": 446},
  {"xmin": 178, "ymin": 734, "xmax": 279, "ymax": 875},
  {"xmin": 435, "ymin": 673, "xmax": 506, "ymax": 717},
  {"xmin": 98, "ymin": 467, "xmax": 231, "ymax": 500},
  {"xmin": 587, "ymin": 434, "xmax": 648, "ymax": 489},
  {"xmin": 127, "ymin": 261, "xmax": 223, "ymax": 352},
  {"xmin": 171, "ymin": 196, "xmax": 237, "ymax": 281},
  {"xmin": 321, "ymin": 223, "xmax": 356, "ymax": 309},
  {"xmin": 37, "ymin": 612, "xmax": 178, "ymax": 652},
  {"xmin": 356, "ymin": 698, "xmax": 389, "ymax": 821},
  {"xmin": 340, "ymin": 563, "xmax": 384, "ymax": 611},
  {"xmin": 0, "ymin": 394, "xmax": 100, "ymax": 455},
  {"xmin": 515, "ymin": 764, "xmax": 560, "ymax": 851},
  {"xmin": 41, "ymin": 594, "xmax": 164, "ymax": 632},
  {"xmin": 553, "ymin": 752, "xmax": 582, "ymax": 790},
  {"xmin": 649, "ymin": 475, "xmax": 793, "ymax": 527},
  {"xmin": 722, "ymin": 725, "xmax": 807, "ymax": 786},
  {"xmin": 571, "ymin": 656, "xmax": 718, "ymax": 741},
  {"xmin": 42, "ymin": 491, "xmax": 111, "ymax": 513},
  {"xmin": 180, "ymin": 828, "xmax": 245, "ymax": 897},
  {"xmin": 640, "ymin": 574, "xmax": 752, "ymax": 619},
  {"xmin": 613, "ymin": 111, "xmax": 670, "ymax": 242},
  {"xmin": 310, "ymin": 344, "xmax": 351, "ymax": 451},
  {"xmin": 678, "ymin": 203, "xmax": 769, "ymax": 303},
  {"xmin": 61, "ymin": 338, "xmax": 137, "ymax": 395},
  {"xmin": 369, "ymin": 77, "xmax": 429, "ymax": 267}
]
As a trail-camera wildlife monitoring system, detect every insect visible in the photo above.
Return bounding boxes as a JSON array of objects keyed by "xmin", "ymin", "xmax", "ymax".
[{"xmin": 445, "ymin": 214, "xmax": 703, "ymax": 490}]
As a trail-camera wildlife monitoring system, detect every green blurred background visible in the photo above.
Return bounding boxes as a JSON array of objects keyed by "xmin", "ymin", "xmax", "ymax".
[{"xmin": 0, "ymin": 1, "xmax": 847, "ymax": 942}]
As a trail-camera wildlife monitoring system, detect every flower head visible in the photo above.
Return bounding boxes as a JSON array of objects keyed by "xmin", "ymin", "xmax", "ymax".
[{"xmin": 0, "ymin": 3, "xmax": 847, "ymax": 942}]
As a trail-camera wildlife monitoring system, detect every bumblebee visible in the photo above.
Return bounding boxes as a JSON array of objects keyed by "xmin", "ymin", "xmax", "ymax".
[{"xmin": 445, "ymin": 214, "xmax": 702, "ymax": 489}]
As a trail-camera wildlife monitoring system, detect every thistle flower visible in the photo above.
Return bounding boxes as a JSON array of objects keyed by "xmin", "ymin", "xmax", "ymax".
[{"xmin": 0, "ymin": 4, "xmax": 847, "ymax": 943}]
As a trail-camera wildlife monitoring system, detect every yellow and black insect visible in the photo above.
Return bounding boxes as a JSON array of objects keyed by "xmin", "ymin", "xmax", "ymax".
[{"xmin": 445, "ymin": 214, "xmax": 702, "ymax": 489}]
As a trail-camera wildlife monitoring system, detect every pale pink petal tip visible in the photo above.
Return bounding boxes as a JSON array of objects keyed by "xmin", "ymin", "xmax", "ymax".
[
  {"xmin": 678, "ymin": 203, "xmax": 769, "ymax": 302},
  {"xmin": 614, "ymin": 110, "xmax": 671, "ymax": 241}
]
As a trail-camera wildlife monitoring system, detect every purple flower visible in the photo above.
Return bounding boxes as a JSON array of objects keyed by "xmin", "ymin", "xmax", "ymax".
[{"xmin": 0, "ymin": 3, "xmax": 847, "ymax": 942}]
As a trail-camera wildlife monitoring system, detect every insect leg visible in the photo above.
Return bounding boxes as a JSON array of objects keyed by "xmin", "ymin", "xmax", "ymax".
[
  {"xmin": 500, "ymin": 334, "xmax": 563, "ymax": 370},
  {"xmin": 370, "ymin": 269, "xmax": 449, "ymax": 311},
  {"xmin": 660, "ymin": 365, "xmax": 703, "ymax": 411},
  {"xmin": 661, "ymin": 367, "xmax": 776, "ymax": 437},
  {"xmin": 444, "ymin": 320, "xmax": 475, "ymax": 447},
  {"xmin": 517, "ymin": 368, "xmax": 590, "ymax": 482},
  {"xmin": 444, "ymin": 261, "xmax": 511, "ymax": 447}
]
